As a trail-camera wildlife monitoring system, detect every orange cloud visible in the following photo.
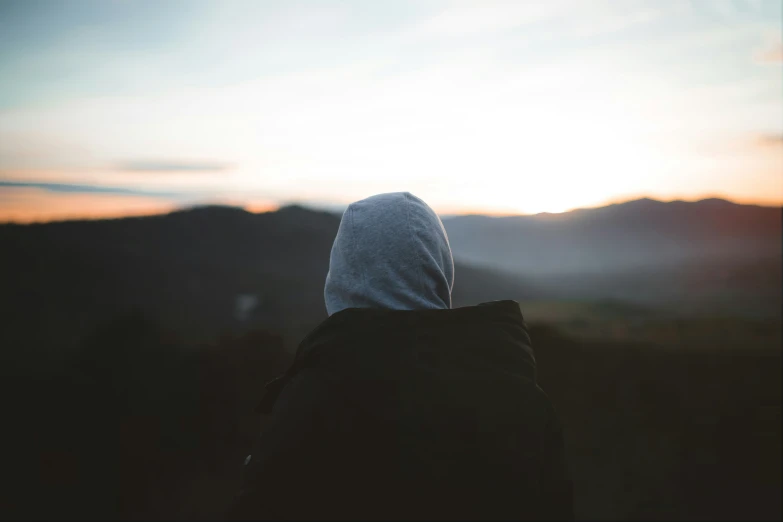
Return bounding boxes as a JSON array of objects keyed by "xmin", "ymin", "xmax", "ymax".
[
  {"xmin": 754, "ymin": 43, "xmax": 783, "ymax": 64},
  {"xmin": 116, "ymin": 159, "xmax": 234, "ymax": 173},
  {"xmin": 755, "ymin": 134, "xmax": 783, "ymax": 148}
]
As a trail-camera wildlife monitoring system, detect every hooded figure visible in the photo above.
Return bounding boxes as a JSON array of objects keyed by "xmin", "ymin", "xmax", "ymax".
[
  {"xmin": 324, "ymin": 192, "xmax": 454, "ymax": 315},
  {"xmin": 228, "ymin": 192, "xmax": 573, "ymax": 520}
]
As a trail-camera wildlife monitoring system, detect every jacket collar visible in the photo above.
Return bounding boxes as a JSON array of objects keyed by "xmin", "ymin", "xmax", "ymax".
[{"xmin": 258, "ymin": 301, "xmax": 535, "ymax": 414}]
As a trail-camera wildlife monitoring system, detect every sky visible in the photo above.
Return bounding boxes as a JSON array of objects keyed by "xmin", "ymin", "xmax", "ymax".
[{"xmin": 0, "ymin": 0, "xmax": 781, "ymax": 222}]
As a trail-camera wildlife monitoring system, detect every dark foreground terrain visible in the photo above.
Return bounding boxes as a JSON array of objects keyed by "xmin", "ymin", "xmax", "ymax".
[
  {"xmin": 1, "ymin": 204, "xmax": 780, "ymax": 520},
  {"xmin": 2, "ymin": 314, "xmax": 779, "ymax": 520}
]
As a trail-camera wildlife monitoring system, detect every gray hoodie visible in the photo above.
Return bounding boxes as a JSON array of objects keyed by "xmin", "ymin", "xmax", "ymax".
[{"xmin": 324, "ymin": 192, "xmax": 454, "ymax": 316}]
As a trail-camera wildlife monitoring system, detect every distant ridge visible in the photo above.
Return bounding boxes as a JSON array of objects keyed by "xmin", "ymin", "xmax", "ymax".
[
  {"xmin": 441, "ymin": 197, "xmax": 781, "ymax": 317},
  {"xmin": 164, "ymin": 196, "xmax": 782, "ymax": 221},
  {"xmin": 438, "ymin": 196, "xmax": 780, "ymax": 221},
  {"xmin": 1, "ymin": 194, "xmax": 778, "ymax": 225},
  {"xmin": 0, "ymin": 203, "xmax": 536, "ymax": 357}
]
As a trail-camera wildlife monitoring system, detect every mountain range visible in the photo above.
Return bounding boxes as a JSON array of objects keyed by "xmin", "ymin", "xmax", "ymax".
[
  {"xmin": 443, "ymin": 198, "xmax": 781, "ymax": 315},
  {"xmin": 443, "ymin": 198, "xmax": 780, "ymax": 274},
  {"xmin": 1, "ymin": 197, "xmax": 779, "ymax": 367}
]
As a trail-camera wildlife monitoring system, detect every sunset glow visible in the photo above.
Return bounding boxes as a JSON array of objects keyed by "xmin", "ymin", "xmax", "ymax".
[{"xmin": 0, "ymin": 189, "xmax": 179, "ymax": 224}]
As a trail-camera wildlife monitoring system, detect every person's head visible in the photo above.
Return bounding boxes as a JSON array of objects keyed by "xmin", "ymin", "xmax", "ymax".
[{"xmin": 324, "ymin": 192, "xmax": 454, "ymax": 316}]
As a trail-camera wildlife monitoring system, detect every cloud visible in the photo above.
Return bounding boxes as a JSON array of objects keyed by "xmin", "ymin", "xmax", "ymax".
[
  {"xmin": 0, "ymin": 180, "xmax": 186, "ymax": 199},
  {"xmin": 0, "ymin": 181, "xmax": 280, "ymax": 223},
  {"xmin": 693, "ymin": 133, "xmax": 783, "ymax": 157},
  {"xmin": 400, "ymin": 1, "xmax": 671, "ymax": 42},
  {"xmin": 755, "ymin": 134, "xmax": 783, "ymax": 148},
  {"xmin": 755, "ymin": 43, "xmax": 783, "ymax": 64},
  {"xmin": 115, "ymin": 160, "xmax": 234, "ymax": 173},
  {"xmin": 0, "ymin": 179, "xmax": 279, "ymax": 207},
  {"xmin": 404, "ymin": 2, "xmax": 566, "ymax": 37},
  {"xmin": 753, "ymin": 31, "xmax": 783, "ymax": 64}
]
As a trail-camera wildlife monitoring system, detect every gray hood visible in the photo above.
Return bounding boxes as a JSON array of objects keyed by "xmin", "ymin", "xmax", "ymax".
[{"xmin": 324, "ymin": 192, "xmax": 454, "ymax": 316}]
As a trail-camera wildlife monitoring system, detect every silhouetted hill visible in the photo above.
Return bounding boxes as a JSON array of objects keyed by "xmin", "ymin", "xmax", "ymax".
[
  {"xmin": 2, "ymin": 198, "xmax": 780, "ymax": 370},
  {"xmin": 0, "ymin": 204, "xmax": 537, "ymax": 369}
]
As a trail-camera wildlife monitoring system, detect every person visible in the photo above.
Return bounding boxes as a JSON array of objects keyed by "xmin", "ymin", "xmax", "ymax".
[{"xmin": 227, "ymin": 192, "xmax": 573, "ymax": 520}]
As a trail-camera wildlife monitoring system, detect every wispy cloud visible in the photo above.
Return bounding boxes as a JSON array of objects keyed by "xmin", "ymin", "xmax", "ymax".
[
  {"xmin": 755, "ymin": 133, "xmax": 783, "ymax": 148},
  {"xmin": 403, "ymin": 2, "xmax": 566, "ymax": 37},
  {"xmin": 0, "ymin": 179, "xmax": 281, "ymax": 207},
  {"xmin": 0, "ymin": 181, "xmax": 186, "ymax": 198},
  {"xmin": 116, "ymin": 160, "xmax": 234, "ymax": 173},
  {"xmin": 753, "ymin": 31, "xmax": 783, "ymax": 64},
  {"xmin": 755, "ymin": 43, "xmax": 783, "ymax": 64}
]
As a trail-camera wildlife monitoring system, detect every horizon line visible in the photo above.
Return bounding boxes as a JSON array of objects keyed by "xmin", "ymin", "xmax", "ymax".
[{"xmin": 1, "ymin": 193, "xmax": 781, "ymax": 226}]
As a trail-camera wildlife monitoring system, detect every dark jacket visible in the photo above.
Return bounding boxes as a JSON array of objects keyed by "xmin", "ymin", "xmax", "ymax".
[{"xmin": 227, "ymin": 300, "xmax": 573, "ymax": 520}]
